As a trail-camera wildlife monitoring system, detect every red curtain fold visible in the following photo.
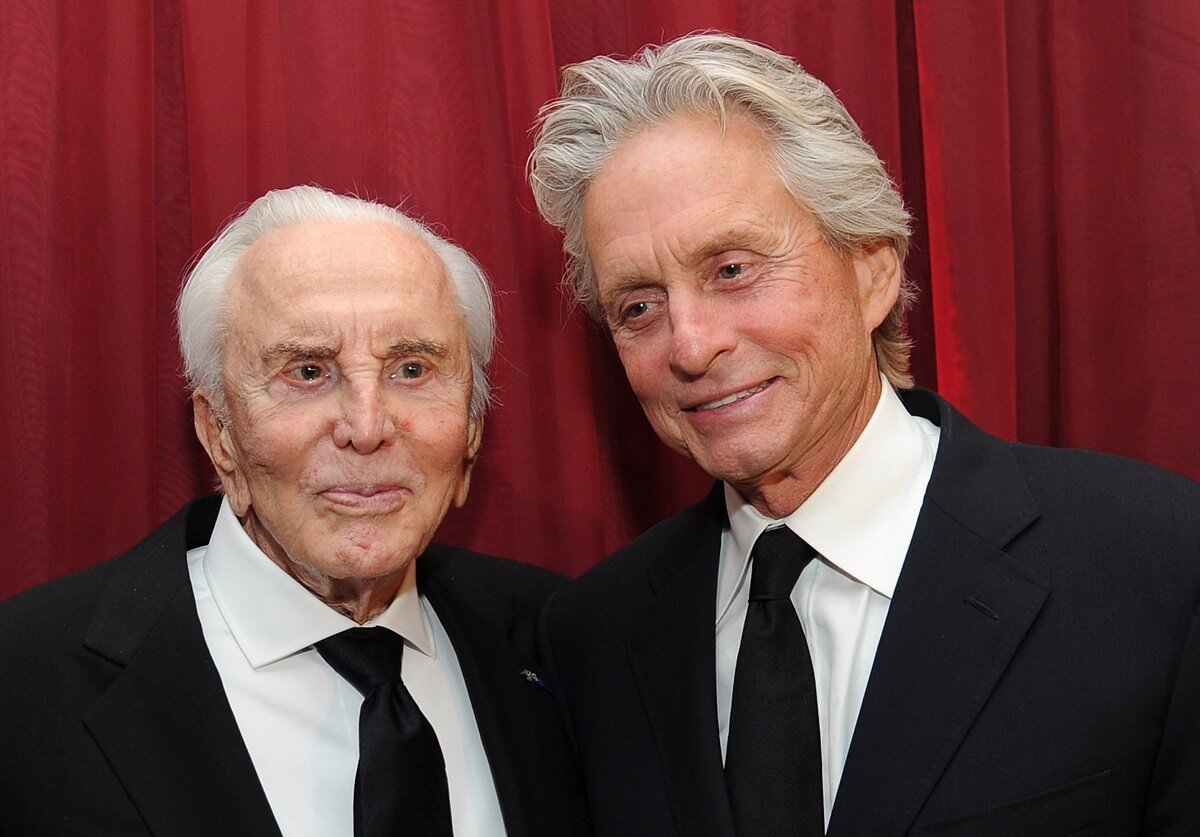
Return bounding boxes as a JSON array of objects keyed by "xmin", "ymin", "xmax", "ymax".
[
  {"xmin": 913, "ymin": 0, "xmax": 1020, "ymax": 438},
  {"xmin": 2, "ymin": 0, "xmax": 1198, "ymax": 598}
]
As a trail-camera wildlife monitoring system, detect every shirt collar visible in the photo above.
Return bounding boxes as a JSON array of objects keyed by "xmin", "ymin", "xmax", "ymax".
[
  {"xmin": 719, "ymin": 378, "xmax": 935, "ymax": 618},
  {"xmin": 201, "ymin": 498, "xmax": 435, "ymax": 669}
]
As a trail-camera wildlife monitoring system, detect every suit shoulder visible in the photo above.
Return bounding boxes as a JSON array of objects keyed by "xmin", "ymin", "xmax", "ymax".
[
  {"xmin": 0, "ymin": 497, "xmax": 207, "ymax": 668},
  {"xmin": 549, "ymin": 493, "xmax": 720, "ymax": 618},
  {"xmin": 0, "ymin": 560, "xmax": 115, "ymax": 642},
  {"xmin": 1008, "ymin": 443, "xmax": 1200, "ymax": 593},
  {"xmin": 1011, "ymin": 442, "xmax": 1200, "ymax": 522},
  {"xmin": 421, "ymin": 543, "xmax": 567, "ymax": 607},
  {"xmin": 0, "ymin": 558, "xmax": 121, "ymax": 681},
  {"xmin": 578, "ymin": 505, "xmax": 698, "ymax": 586}
]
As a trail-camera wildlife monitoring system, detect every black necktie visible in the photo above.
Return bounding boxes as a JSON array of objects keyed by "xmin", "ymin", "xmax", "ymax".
[
  {"xmin": 725, "ymin": 527, "xmax": 824, "ymax": 836},
  {"xmin": 316, "ymin": 627, "xmax": 453, "ymax": 837}
]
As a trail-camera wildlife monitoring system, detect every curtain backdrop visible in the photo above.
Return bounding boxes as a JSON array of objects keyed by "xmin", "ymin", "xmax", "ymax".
[{"xmin": 2, "ymin": 0, "xmax": 1198, "ymax": 598}]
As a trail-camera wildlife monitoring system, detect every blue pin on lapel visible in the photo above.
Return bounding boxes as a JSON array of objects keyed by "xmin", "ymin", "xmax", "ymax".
[{"xmin": 520, "ymin": 668, "xmax": 555, "ymax": 696}]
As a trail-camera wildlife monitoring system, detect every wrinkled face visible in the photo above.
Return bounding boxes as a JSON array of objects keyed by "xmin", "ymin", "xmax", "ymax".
[
  {"xmin": 195, "ymin": 219, "xmax": 481, "ymax": 587},
  {"xmin": 582, "ymin": 112, "xmax": 898, "ymax": 492}
]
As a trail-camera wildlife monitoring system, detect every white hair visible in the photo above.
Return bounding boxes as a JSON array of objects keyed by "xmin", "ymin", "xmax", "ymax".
[
  {"xmin": 528, "ymin": 33, "xmax": 916, "ymax": 387},
  {"xmin": 176, "ymin": 185, "xmax": 496, "ymax": 418}
]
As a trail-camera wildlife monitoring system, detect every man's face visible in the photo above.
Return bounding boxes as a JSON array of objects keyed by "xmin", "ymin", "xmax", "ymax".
[
  {"xmin": 195, "ymin": 219, "xmax": 481, "ymax": 589},
  {"xmin": 582, "ymin": 111, "xmax": 898, "ymax": 494}
]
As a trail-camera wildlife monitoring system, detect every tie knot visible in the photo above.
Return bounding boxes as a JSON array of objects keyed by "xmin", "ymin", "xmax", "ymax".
[
  {"xmin": 315, "ymin": 627, "xmax": 405, "ymax": 696},
  {"xmin": 748, "ymin": 527, "xmax": 815, "ymax": 601}
]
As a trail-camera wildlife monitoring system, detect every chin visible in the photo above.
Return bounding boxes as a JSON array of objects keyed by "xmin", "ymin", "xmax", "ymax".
[
  {"xmin": 349, "ymin": 538, "xmax": 416, "ymax": 569},
  {"xmin": 318, "ymin": 530, "xmax": 415, "ymax": 579},
  {"xmin": 315, "ymin": 553, "xmax": 412, "ymax": 584},
  {"xmin": 692, "ymin": 458, "xmax": 766, "ymax": 490}
]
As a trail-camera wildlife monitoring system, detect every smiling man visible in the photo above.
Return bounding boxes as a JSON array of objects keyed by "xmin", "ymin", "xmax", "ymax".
[
  {"xmin": 0, "ymin": 186, "xmax": 588, "ymax": 836},
  {"xmin": 529, "ymin": 34, "xmax": 1200, "ymax": 836}
]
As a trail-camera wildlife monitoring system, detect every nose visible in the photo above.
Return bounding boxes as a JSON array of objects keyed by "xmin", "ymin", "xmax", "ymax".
[
  {"xmin": 668, "ymin": 292, "xmax": 735, "ymax": 379},
  {"xmin": 332, "ymin": 377, "xmax": 396, "ymax": 453}
]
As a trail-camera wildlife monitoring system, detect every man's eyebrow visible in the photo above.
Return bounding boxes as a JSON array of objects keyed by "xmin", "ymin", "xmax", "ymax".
[
  {"xmin": 387, "ymin": 339, "xmax": 447, "ymax": 358},
  {"xmin": 598, "ymin": 223, "xmax": 771, "ymax": 307},
  {"xmin": 601, "ymin": 274, "xmax": 652, "ymax": 300},
  {"xmin": 260, "ymin": 341, "xmax": 337, "ymax": 365},
  {"xmin": 688, "ymin": 223, "xmax": 772, "ymax": 261},
  {"xmin": 598, "ymin": 274, "xmax": 658, "ymax": 317}
]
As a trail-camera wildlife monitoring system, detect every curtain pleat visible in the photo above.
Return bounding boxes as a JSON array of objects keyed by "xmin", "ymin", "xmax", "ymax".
[{"xmin": 2, "ymin": 0, "xmax": 1198, "ymax": 597}]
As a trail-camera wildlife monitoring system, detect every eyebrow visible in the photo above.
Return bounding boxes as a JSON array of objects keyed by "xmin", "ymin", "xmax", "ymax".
[
  {"xmin": 598, "ymin": 223, "xmax": 774, "ymax": 311},
  {"xmin": 688, "ymin": 222, "xmax": 774, "ymax": 261},
  {"xmin": 260, "ymin": 341, "xmax": 337, "ymax": 366},
  {"xmin": 260, "ymin": 338, "xmax": 449, "ymax": 366},
  {"xmin": 600, "ymin": 275, "xmax": 654, "ymax": 307},
  {"xmin": 386, "ymin": 339, "xmax": 447, "ymax": 358}
]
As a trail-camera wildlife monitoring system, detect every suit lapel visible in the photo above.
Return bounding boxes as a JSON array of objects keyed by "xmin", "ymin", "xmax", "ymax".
[
  {"xmin": 82, "ymin": 498, "xmax": 281, "ymax": 837},
  {"xmin": 419, "ymin": 549, "xmax": 584, "ymax": 836},
  {"xmin": 828, "ymin": 392, "xmax": 1048, "ymax": 837},
  {"xmin": 627, "ymin": 486, "xmax": 736, "ymax": 836}
]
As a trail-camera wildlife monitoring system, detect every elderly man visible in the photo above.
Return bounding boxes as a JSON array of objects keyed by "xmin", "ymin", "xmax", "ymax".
[
  {"xmin": 0, "ymin": 186, "xmax": 588, "ymax": 836},
  {"xmin": 529, "ymin": 34, "xmax": 1200, "ymax": 836}
]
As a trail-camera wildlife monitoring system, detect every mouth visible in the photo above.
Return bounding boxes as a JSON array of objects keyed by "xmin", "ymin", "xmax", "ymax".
[
  {"xmin": 319, "ymin": 484, "xmax": 408, "ymax": 511},
  {"xmin": 685, "ymin": 377, "xmax": 778, "ymax": 412}
]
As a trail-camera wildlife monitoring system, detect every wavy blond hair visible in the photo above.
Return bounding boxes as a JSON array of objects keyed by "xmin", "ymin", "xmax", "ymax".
[{"xmin": 528, "ymin": 33, "xmax": 915, "ymax": 387}]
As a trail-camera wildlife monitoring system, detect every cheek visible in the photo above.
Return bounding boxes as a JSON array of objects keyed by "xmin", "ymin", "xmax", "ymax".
[
  {"xmin": 235, "ymin": 395, "xmax": 329, "ymax": 461},
  {"xmin": 407, "ymin": 415, "xmax": 474, "ymax": 468},
  {"xmin": 234, "ymin": 424, "xmax": 321, "ymax": 494},
  {"xmin": 616, "ymin": 342, "xmax": 666, "ymax": 400},
  {"xmin": 745, "ymin": 287, "xmax": 858, "ymax": 355},
  {"xmin": 617, "ymin": 354, "xmax": 686, "ymax": 439}
]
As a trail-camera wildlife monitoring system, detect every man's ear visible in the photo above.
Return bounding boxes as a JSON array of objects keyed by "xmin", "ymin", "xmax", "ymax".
[
  {"xmin": 452, "ymin": 416, "xmax": 485, "ymax": 508},
  {"xmin": 192, "ymin": 391, "xmax": 250, "ymax": 515},
  {"xmin": 853, "ymin": 241, "xmax": 901, "ymax": 332}
]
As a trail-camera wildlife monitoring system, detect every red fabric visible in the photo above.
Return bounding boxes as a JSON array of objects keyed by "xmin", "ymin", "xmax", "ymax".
[
  {"xmin": 2, "ymin": 1, "xmax": 1198, "ymax": 597},
  {"xmin": 914, "ymin": 0, "xmax": 1020, "ymax": 437}
]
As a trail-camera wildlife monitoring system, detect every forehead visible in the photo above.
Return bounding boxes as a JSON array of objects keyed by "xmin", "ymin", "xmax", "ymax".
[
  {"xmin": 609, "ymin": 109, "xmax": 774, "ymax": 176},
  {"xmin": 582, "ymin": 111, "xmax": 794, "ymax": 270},
  {"xmin": 228, "ymin": 219, "xmax": 465, "ymax": 342}
]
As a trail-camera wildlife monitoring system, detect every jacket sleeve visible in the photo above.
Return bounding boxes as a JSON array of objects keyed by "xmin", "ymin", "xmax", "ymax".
[{"xmin": 1143, "ymin": 596, "xmax": 1200, "ymax": 833}]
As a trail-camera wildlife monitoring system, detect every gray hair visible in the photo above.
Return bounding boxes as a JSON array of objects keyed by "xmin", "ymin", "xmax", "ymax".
[
  {"xmin": 528, "ymin": 33, "xmax": 916, "ymax": 387},
  {"xmin": 177, "ymin": 185, "xmax": 496, "ymax": 418}
]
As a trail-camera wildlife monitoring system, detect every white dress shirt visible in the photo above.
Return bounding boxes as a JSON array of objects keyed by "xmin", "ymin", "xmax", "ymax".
[
  {"xmin": 185, "ymin": 499, "xmax": 506, "ymax": 837},
  {"xmin": 716, "ymin": 380, "xmax": 940, "ymax": 827}
]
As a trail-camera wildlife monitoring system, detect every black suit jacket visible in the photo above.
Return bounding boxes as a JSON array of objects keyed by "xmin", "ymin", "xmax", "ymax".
[
  {"xmin": 0, "ymin": 495, "xmax": 590, "ymax": 836},
  {"xmin": 541, "ymin": 389, "xmax": 1200, "ymax": 836}
]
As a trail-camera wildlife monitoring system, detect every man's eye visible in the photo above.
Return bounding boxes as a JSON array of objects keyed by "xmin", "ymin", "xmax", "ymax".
[
  {"xmin": 624, "ymin": 301, "xmax": 651, "ymax": 320},
  {"xmin": 393, "ymin": 362, "xmax": 426, "ymax": 380},
  {"xmin": 294, "ymin": 363, "xmax": 325, "ymax": 381},
  {"xmin": 717, "ymin": 263, "xmax": 745, "ymax": 280}
]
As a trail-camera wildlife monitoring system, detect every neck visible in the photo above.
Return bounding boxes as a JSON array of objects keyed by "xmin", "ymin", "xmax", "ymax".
[
  {"xmin": 309, "ymin": 576, "xmax": 409, "ymax": 624},
  {"xmin": 733, "ymin": 373, "xmax": 883, "ymax": 519},
  {"xmin": 240, "ymin": 513, "xmax": 411, "ymax": 624}
]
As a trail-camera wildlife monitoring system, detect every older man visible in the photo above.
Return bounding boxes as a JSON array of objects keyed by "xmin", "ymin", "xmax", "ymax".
[
  {"xmin": 530, "ymin": 34, "xmax": 1200, "ymax": 836},
  {"xmin": 0, "ymin": 186, "xmax": 588, "ymax": 836}
]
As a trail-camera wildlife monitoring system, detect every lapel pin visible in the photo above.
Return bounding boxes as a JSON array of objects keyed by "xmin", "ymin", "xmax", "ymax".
[{"xmin": 520, "ymin": 668, "xmax": 555, "ymax": 695}]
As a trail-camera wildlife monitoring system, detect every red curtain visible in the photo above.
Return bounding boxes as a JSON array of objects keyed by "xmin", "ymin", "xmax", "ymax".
[{"xmin": 2, "ymin": 0, "xmax": 1198, "ymax": 598}]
